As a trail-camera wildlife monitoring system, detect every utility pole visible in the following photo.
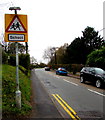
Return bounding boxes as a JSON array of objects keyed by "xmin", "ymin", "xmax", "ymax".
[{"xmin": 9, "ymin": 7, "xmax": 21, "ymax": 109}]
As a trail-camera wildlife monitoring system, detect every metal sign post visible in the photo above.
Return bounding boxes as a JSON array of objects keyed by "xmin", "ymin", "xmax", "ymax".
[
  {"xmin": 5, "ymin": 7, "xmax": 28, "ymax": 109},
  {"xmin": 9, "ymin": 7, "xmax": 21, "ymax": 109},
  {"xmin": 15, "ymin": 42, "xmax": 21, "ymax": 109}
]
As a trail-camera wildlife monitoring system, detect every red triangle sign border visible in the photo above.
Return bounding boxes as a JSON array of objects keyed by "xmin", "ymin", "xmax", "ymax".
[{"xmin": 6, "ymin": 15, "xmax": 27, "ymax": 33}]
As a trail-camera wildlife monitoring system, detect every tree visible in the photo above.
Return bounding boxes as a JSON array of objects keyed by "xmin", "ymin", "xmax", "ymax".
[
  {"xmin": 55, "ymin": 43, "xmax": 68, "ymax": 64},
  {"xmin": 8, "ymin": 43, "xmax": 26, "ymax": 54},
  {"xmin": 0, "ymin": 32, "xmax": 8, "ymax": 52},
  {"xmin": 65, "ymin": 26, "xmax": 104, "ymax": 64},
  {"xmin": 30, "ymin": 56, "xmax": 37, "ymax": 65},
  {"xmin": 65, "ymin": 37, "xmax": 85, "ymax": 64},
  {"xmin": 81, "ymin": 26, "xmax": 104, "ymax": 52},
  {"xmin": 43, "ymin": 47, "xmax": 57, "ymax": 64},
  {"xmin": 39, "ymin": 62, "xmax": 46, "ymax": 68}
]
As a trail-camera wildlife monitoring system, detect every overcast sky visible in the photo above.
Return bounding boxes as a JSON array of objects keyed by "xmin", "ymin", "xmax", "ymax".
[{"xmin": 0, "ymin": 0, "xmax": 104, "ymax": 63}]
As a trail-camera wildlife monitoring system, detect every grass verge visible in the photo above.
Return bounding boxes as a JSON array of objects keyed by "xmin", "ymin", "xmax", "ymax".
[{"xmin": 2, "ymin": 64, "xmax": 32, "ymax": 119}]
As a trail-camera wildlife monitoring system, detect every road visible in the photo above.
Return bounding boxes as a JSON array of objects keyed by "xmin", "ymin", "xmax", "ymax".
[{"xmin": 34, "ymin": 68, "xmax": 105, "ymax": 119}]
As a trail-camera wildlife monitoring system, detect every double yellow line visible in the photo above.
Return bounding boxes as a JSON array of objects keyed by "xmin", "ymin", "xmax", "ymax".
[{"xmin": 52, "ymin": 94, "xmax": 80, "ymax": 120}]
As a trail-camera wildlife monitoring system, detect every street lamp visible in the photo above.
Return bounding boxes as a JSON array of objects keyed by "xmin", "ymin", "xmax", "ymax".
[
  {"xmin": 9, "ymin": 7, "xmax": 21, "ymax": 14},
  {"xmin": 9, "ymin": 7, "xmax": 21, "ymax": 109}
]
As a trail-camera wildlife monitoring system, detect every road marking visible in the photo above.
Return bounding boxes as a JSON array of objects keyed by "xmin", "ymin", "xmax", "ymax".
[
  {"xmin": 63, "ymin": 79, "xmax": 78, "ymax": 86},
  {"xmin": 88, "ymin": 89, "xmax": 105, "ymax": 97},
  {"xmin": 56, "ymin": 94, "xmax": 77, "ymax": 115},
  {"xmin": 52, "ymin": 94, "xmax": 80, "ymax": 120},
  {"xmin": 55, "ymin": 76, "xmax": 60, "ymax": 79}
]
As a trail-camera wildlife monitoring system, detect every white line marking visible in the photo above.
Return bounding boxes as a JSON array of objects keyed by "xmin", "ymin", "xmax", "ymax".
[
  {"xmin": 63, "ymin": 79, "xmax": 78, "ymax": 86},
  {"xmin": 88, "ymin": 89, "xmax": 105, "ymax": 97},
  {"xmin": 55, "ymin": 76, "xmax": 60, "ymax": 79}
]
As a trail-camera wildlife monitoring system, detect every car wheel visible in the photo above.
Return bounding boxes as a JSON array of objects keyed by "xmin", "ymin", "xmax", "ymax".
[
  {"xmin": 96, "ymin": 80, "xmax": 101, "ymax": 88},
  {"xmin": 80, "ymin": 76, "xmax": 85, "ymax": 83},
  {"xmin": 65, "ymin": 73, "xmax": 67, "ymax": 76}
]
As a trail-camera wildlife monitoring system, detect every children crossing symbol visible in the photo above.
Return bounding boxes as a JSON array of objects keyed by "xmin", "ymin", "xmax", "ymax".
[{"xmin": 10, "ymin": 22, "xmax": 21, "ymax": 30}]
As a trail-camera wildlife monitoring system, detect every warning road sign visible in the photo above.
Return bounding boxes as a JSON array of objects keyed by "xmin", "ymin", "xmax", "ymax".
[
  {"xmin": 5, "ymin": 14, "xmax": 28, "ymax": 42},
  {"xmin": 6, "ymin": 15, "xmax": 27, "ymax": 33}
]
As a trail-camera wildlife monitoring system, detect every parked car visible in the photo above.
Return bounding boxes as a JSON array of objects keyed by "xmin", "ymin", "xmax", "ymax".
[
  {"xmin": 56, "ymin": 68, "xmax": 68, "ymax": 76},
  {"xmin": 80, "ymin": 67, "xmax": 105, "ymax": 88},
  {"xmin": 45, "ymin": 67, "xmax": 50, "ymax": 71}
]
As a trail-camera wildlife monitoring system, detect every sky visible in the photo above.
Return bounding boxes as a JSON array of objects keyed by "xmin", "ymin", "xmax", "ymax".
[{"xmin": 0, "ymin": 0, "xmax": 104, "ymax": 63}]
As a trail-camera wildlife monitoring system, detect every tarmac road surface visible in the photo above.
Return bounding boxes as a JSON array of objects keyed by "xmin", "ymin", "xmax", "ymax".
[
  {"xmin": 30, "ymin": 69, "xmax": 63, "ymax": 119},
  {"xmin": 31, "ymin": 68, "xmax": 105, "ymax": 120}
]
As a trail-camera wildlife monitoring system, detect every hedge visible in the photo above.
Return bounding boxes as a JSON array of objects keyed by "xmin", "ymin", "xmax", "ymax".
[
  {"xmin": 2, "ymin": 50, "xmax": 8, "ymax": 64},
  {"xmin": 8, "ymin": 54, "xmax": 30, "ymax": 71},
  {"xmin": 49, "ymin": 64, "xmax": 84, "ymax": 74}
]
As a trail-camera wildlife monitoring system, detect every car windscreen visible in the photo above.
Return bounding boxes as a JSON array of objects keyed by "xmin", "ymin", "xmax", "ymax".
[{"xmin": 59, "ymin": 68, "xmax": 66, "ymax": 71}]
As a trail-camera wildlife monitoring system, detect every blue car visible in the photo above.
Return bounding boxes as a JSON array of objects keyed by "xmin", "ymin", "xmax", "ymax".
[{"xmin": 56, "ymin": 68, "xmax": 68, "ymax": 76}]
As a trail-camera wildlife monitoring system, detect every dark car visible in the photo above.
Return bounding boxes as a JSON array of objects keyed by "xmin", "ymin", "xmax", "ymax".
[
  {"xmin": 45, "ymin": 67, "xmax": 50, "ymax": 71},
  {"xmin": 56, "ymin": 68, "xmax": 68, "ymax": 76},
  {"xmin": 80, "ymin": 67, "xmax": 105, "ymax": 88}
]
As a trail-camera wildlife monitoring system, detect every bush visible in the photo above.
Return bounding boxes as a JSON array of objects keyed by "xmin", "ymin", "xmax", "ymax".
[
  {"xmin": 19, "ymin": 54, "xmax": 30, "ymax": 70},
  {"xmin": 8, "ymin": 54, "xmax": 16, "ymax": 66},
  {"xmin": 86, "ymin": 47, "xmax": 105, "ymax": 70},
  {"xmin": 50, "ymin": 64, "xmax": 84, "ymax": 73},
  {"xmin": 71, "ymin": 64, "xmax": 84, "ymax": 74},
  {"xmin": 19, "ymin": 65, "xmax": 28, "ymax": 76},
  {"xmin": 8, "ymin": 53, "xmax": 30, "ymax": 71}
]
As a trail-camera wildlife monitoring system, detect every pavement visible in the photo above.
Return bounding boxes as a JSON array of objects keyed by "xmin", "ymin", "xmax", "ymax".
[
  {"xmin": 68, "ymin": 73, "xmax": 80, "ymax": 79},
  {"xmin": 30, "ymin": 69, "xmax": 63, "ymax": 119}
]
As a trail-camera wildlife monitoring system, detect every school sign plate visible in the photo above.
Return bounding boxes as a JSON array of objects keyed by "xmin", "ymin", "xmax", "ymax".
[
  {"xmin": 8, "ymin": 34, "xmax": 25, "ymax": 41},
  {"xmin": 5, "ymin": 14, "xmax": 28, "ymax": 42}
]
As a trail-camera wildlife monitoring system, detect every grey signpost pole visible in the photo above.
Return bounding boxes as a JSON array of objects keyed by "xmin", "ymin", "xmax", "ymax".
[
  {"xmin": 9, "ymin": 7, "xmax": 21, "ymax": 109},
  {"xmin": 15, "ymin": 41, "xmax": 21, "ymax": 109}
]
